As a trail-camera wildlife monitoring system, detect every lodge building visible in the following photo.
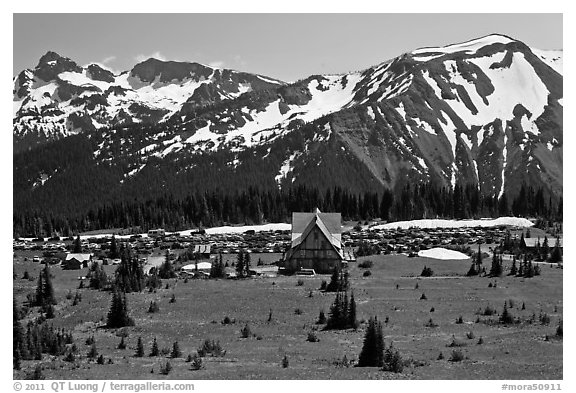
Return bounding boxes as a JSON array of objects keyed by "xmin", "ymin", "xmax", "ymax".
[{"xmin": 281, "ymin": 208, "xmax": 355, "ymax": 274}]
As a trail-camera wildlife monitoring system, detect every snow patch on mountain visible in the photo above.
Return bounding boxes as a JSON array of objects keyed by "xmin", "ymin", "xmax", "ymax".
[
  {"xmin": 499, "ymin": 132, "xmax": 508, "ymax": 199},
  {"xmin": 413, "ymin": 34, "xmax": 514, "ymax": 57},
  {"xmin": 275, "ymin": 151, "xmax": 301, "ymax": 187},
  {"xmin": 531, "ymin": 48, "xmax": 563, "ymax": 75}
]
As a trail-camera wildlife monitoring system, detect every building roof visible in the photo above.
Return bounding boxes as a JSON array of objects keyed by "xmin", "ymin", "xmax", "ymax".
[
  {"xmin": 181, "ymin": 262, "xmax": 212, "ymax": 271},
  {"xmin": 291, "ymin": 210, "xmax": 341, "ymax": 244},
  {"xmin": 524, "ymin": 237, "xmax": 563, "ymax": 247},
  {"xmin": 193, "ymin": 244, "xmax": 212, "ymax": 254},
  {"xmin": 65, "ymin": 253, "xmax": 92, "ymax": 262}
]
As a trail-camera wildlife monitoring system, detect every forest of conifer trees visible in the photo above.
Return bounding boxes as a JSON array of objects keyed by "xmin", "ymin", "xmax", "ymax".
[{"xmin": 13, "ymin": 181, "xmax": 561, "ymax": 238}]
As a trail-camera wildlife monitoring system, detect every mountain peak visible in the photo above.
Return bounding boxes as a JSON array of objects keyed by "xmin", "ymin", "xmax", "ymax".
[
  {"xmin": 411, "ymin": 33, "xmax": 517, "ymax": 59},
  {"xmin": 35, "ymin": 50, "xmax": 82, "ymax": 81}
]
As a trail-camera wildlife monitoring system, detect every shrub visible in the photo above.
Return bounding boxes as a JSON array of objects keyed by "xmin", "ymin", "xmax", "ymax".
[
  {"xmin": 281, "ymin": 355, "xmax": 289, "ymax": 368},
  {"xmin": 63, "ymin": 351, "xmax": 75, "ymax": 362},
  {"xmin": 382, "ymin": 343, "xmax": 403, "ymax": 373},
  {"xmin": 316, "ymin": 310, "xmax": 327, "ymax": 324},
  {"xmin": 148, "ymin": 301, "xmax": 160, "ymax": 313},
  {"xmin": 449, "ymin": 349, "xmax": 465, "ymax": 362},
  {"xmin": 169, "ymin": 294, "xmax": 176, "ymax": 303},
  {"xmin": 319, "ymin": 280, "xmax": 327, "ymax": 291},
  {"xmin": 190, "ymin": 353, "xmax": 203, "ymax": 370},
  {"xmin": 456, "ymin": 316, "xmax": 463, "ymax": 324},
  {"xmin": 197, "ymin": 339, "xmax": 225, "ymax": 357},
  {"xmin": 556, "ymin": 320, "xmax": 563, "ymax": 337},
  {"xmin": 420, "ymin": 293, "xmax": 427, "ymax": 300},
  {"xmin": 294, "ymin": 308, "xmax": 303, "ymax": 315},
  {"xmin": 477, "ymin": 337, "xmax": 484, "ymax": 345},
  {"xmin": 466, "ymin": 331, "xmax": 475, "ymax": 339},
  {"xmin": 117, "ymin": 337, "xmax": 126, "ymax": 350},
  {"xmin": 425, "ymin": 318, "xmax": 438, "ymax": 328},
  {"xmin": 437, "ymin": 352, "xmax": 444, "ymax": 360},
  {"xmin": 539, "ymin": 312, "xmax": 551, "ymax": 325},
  {"xmin": 358, "ymin": 260, "xmax": 374, "ymax": 269},
  {"xmin": 240, "ymin": 323, "xmax": 252, "ymax": 338},
  {"xmin": 430, "ymin": 307, "xmax": 435, "ymax": 312},
  {"xmin": 87, "ymin": 343, "xmax": 98, "ymax": 359},
  {"xmin": 222, "ymin": 316, "xmax": 234, "ymax": 325},
  {"xmin": 97, "ymin": 354, "xmax": 105, "ymax": 365},
  {"xmin": 307, "ymin": 331, "xmax": 319, "ymax": 342},
  {"xmin": 481, "ymin": 305, "xmax": 497, "ymax": 316},
  {"xmin": 363, "ymin": 270, "xmax": 372, "ymax": 277},
  {"xmin": 420, "ymin": 266, "xmax": 433, "ymax": 277},
  {"xmin": 499, "ymin": 303, "xmax": 514, "ymax": 324},
  {"xmin": 296, "ymin": 279, "xmax": 304, "ymax": 286},
  {"xmin": 159, "ymin": 361, "xmax": 172, "ymax": 375}
]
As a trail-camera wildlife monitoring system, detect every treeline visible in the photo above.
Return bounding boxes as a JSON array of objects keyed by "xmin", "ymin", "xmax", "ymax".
[{"xmin": 14, "ymin": 182, "xmax": 562, "ymax": 238}]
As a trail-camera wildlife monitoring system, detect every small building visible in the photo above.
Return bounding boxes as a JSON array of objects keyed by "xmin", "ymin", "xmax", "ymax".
[
  {"xmin": 193, "ymin": 244, "xmax": 212, "ymax": 258},
  {"xmin": 63, "ymin": 253, "xmax": 92, "ymax": 270},
  {"xmin": 523, "ymin": 237, "xmax": 563, "ymax": 249},
  {"xmin": 148, "ymin": 229, "xmax": 165, "ymax": 238},
  {"xmin": 281, "ymin": 208, "xmax": 355, "ymax": 274}
]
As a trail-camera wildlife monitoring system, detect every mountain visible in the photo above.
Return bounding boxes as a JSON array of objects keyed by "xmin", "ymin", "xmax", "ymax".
[
  {"xmin": 13, "ymin": 34, "xmax": 563, "ymax": 229},
  {"xmin": 13, "ymin": 52, "xmax": 284, "ymax": 153}
]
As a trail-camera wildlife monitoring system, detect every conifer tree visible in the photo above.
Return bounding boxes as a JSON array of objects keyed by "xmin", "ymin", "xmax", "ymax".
[
  {"xmin": 549, "ymin": 237, "xmax": 562, "ymax": 264},
  {"xmin": 158, "ymin": 250, "xmax": 176, "ymax": 279},
  {"xmin": 475, "ymin": 244, "xmax": 483, "ymax": 273},
  {"xmin": 106, "ymin": 291, "xmax": 134, "ymax": 328},
  {"xmin": 357, "ymin": 316, "xmax": 384, "ymax": 367},
  {"xmin": 348, "ymin": 291, "xmax": 358, "ymax": 329},
  {"xmin": 244, "ymin": 252, "xmax": 251, "ymax": 276},
  {"xmin": 509, "ymin": 256, "xmax": 518, "ymax": 276},
  {"xmin": 541, "ymin": 236, "xmax": 550, "ymax": 261},
  {"xmin": 73, "ymin": 235, "xmax": 82, "ymax": 253},
  {"xmin": 13, "ymin": 299, "xmax": 25, "ymax": 369},
  {"xmin": 150, "ymin": 337, "xmax": 159, "ymax": 357},
  {"xmin": 170, "ymin": 341, "xmax": 182, "ymax": 358},
  {"xmin": 235, "ymin": 251, "xmax": 245, "ymax": 278},
  {"xmin": 489, "ymin": 252, "xmax": 503, "ymax": 277},
  {"xmin": 135, "ymin": 337, "xmax": 144, "ymax": 357},
  {"xmin": 109, "ymin": 235, "xmax": 119, "ymax": 259}
]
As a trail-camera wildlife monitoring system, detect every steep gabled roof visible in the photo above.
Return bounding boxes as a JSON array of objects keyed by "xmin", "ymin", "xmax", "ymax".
[
  {"xmin": 65, "ymin": 253, "xmax": 92, "ymax": 262},
  {"xmin": 291, "ymin": 211, "xmax": 341, "ymax": 242}
]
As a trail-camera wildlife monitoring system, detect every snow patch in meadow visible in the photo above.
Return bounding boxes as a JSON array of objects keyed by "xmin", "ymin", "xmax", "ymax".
[
  {"xmin": 371, "ymin": 217, "xmax": 534, "ymax": 230},
  {"xmin": 418, "ymin": 248, "xmax": 470, "ymax": 260}
]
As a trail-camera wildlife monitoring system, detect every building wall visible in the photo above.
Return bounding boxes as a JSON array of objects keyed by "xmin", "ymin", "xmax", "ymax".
[{"xmin": 285, "ymin": 226, "xmax": 343, "ymax": 274}]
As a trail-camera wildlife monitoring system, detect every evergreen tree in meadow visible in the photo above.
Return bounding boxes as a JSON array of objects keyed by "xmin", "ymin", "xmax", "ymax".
[
  {"xmin": 109, "ymin": 235, "xmax": 119, "ymax": 259},
  {"xmin": 135, "ymin": 337, "xmax": 144, "ymax": 357},
  {"xmin": 210, "ymin": 253, "xmax": 226, "ymax": 278},
  {"xmin": 348, "ymin": 291, "xmax": 358, "ymax": 329},
  {"xmin": 158, "ymin": 250, "xmax": 176, "ymax": 279},
  {"xmin": 35, "ymin": 263, "xmax": 57, "ymax": 308},
  {"xmin": 509, "ymin": 256, "xmax": 518, "ymax": 276},
  {"xmin": 73, "ymin": 235, "xmax": 82, "ymax": 253},
  {"xmin": 235, "ymin": 251, "xmax": 245, "ymax": 278},
  {"xmin": 150, "ymin": 337, "xmax": 159, "ymax": 357},
  {"xmin": 106, "ymin": 290, "xmax": 134, "ymax": 328},
  {"xmin": 114, "ymin": 246, "xmax": 145, "ymax": 292},
  {"xmin": 549, "ymin": 237, "xmax": 562, "ymax": 264},
  {"xmin": 489, "ymin": 252, "xmax": 503, "ymax": 277},
  {"xmin": 357, "ymin": 316, "xmax": 384, "ymax": 367}
]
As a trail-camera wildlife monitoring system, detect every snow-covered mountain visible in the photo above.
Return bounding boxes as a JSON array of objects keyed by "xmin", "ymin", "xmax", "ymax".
[
  {"xmin": 13, "ymin": 51, "xmax": 283, "ymax": 152},
  {"xmin": 13, "ymin": 34, "xmax": 563, "ymax": 209}
]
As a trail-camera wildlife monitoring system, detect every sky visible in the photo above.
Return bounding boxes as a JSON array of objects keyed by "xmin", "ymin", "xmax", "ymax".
[{"xmin": 13, "ymin": 13, "xmax": 562, "ymax": 82}]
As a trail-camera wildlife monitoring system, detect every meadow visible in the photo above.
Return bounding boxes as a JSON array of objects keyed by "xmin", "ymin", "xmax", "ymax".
[{"xmin": 13, "ymin": 252, "xmax": 562, "ymax": 380}]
